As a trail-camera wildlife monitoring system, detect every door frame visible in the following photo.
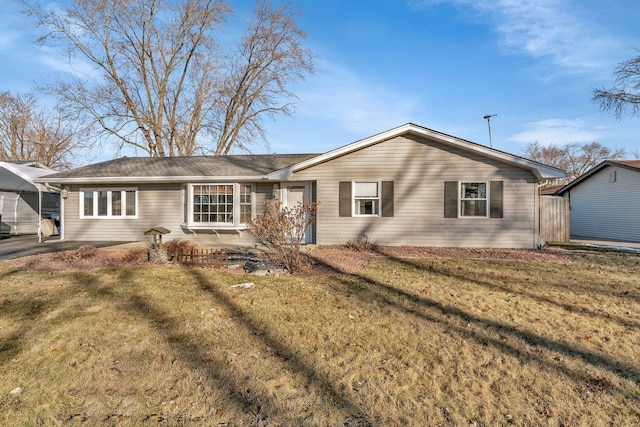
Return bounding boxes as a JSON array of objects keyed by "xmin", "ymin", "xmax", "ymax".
[{"xmin": 280, "ymin": 181, "xmax": 313, "ymax": 244}]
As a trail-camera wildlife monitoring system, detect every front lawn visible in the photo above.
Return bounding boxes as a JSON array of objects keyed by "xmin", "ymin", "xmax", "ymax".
[{"xmin": 1, "ymin": 247, "xmax": 639, "ymax": 425}]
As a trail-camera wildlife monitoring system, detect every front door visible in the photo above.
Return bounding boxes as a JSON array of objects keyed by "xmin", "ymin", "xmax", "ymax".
[{"xmin": 283, "ymin": 182, "xmax": 311, "ymax": 243}]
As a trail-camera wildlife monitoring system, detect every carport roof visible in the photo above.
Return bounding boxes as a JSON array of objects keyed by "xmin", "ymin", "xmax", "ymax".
[{"xmin": 0, "ymin": 161, "xmax": 59, "ymax": 192}]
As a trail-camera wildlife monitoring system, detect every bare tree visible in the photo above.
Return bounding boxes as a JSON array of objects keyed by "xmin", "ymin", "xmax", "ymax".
[
  {"xmin": 0, "ymin": 91, "xmax": 85, "ymax": 169},
  {"xmin": 593, "ymin": 49, "xmax": 640, "ymax": 119},
  {"xmin": 21, "ymin": 0, "xmax": 313, "ymax": 157},
  {"xmin": 523, "ymin": 141, "xmax": 625, "ymax": 185}
]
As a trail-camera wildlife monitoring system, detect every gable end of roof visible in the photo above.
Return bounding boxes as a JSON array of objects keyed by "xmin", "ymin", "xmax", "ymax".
[{"xmin": 269, "ymin": 123, "xmax": 566, "ymax": 180}]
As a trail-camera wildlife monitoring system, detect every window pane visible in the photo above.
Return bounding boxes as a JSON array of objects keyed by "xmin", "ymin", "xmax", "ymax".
[
  {"xmin": 354, "ymin": 182, "xmax": 378, "ymax": 197},
  {"xmin": 126, "ymin": 191, "xmax": 136, "ymax": 216},
  {"xmin": 112, "ymin": 191, "xmax": 122, "ymax": 216},
  {"xmin": 83, "ymin": 191, "xmax": 94, "ymax": 216},
  {"xmin": 240, "ymin": 184, "xmax": 252, "ymax": 223},
  {"xmin": 461, "ymin": 182, "xmax": 486, "ymax": 199},
  {"xmin": 193, "ymin": 184, "xmax": 233, "ymax": 223},
  {"xmin": 97, "ymin": 191, "xmax": 108, "ymax": 216},
  {"xmin": 461, "ymin": 200, "xmax": 487, "ymax": 216},
  {"xmin": 355, "ymin": 199, "xmax": 379, "ymax": 215}
]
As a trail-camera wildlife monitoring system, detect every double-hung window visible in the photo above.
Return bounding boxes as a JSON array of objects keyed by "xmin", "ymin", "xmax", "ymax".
[
  {"xmin": 187, "ymin": 183, "xmax": 254, "ymax": 227},
  {"xmin": 459, "ymin": 182, "xmax": 488, "ymax": 217},
  {"xmin": 81, "ymin": 188, "xmax": 137, "ymax": 218},
  {"xmin": 353, "ymin": 181, "xmax": 380, "ymax": 216}
]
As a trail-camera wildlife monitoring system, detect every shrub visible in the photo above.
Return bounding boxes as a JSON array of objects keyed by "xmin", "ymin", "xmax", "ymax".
[
  {"xmin": 56, "ymin": 245, "xmax": 97, "ymax": 261},
  {"xmin": 346, "ymin": 235, "xmax": 378, "ymax": 252},
  {"xmin": 247, "ymin": 199, "xmax": 318, "ymax": 273},
  {"xmin": 164, "ymin": 239, "xmax": 197, "ymax": 262},
  {"xmin": 121, "ymin": 246, "xmax": 150, "ymax": 263}
]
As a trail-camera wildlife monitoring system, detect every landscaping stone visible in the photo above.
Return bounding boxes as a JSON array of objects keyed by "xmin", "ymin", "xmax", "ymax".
[{"xmin": 243, "ymin": 260, "xmax": 286, "ymax": 276}]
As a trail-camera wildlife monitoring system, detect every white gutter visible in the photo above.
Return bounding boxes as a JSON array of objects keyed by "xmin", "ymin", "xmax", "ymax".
[{"xmin": 34, "ymin": 175, "xmax": 271, "ymax": 185}]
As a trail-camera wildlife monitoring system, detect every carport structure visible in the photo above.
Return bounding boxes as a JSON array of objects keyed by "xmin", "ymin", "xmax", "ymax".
[{"xmin": 0, "ymin": 161, "xmax": 60, "ymax": 241}]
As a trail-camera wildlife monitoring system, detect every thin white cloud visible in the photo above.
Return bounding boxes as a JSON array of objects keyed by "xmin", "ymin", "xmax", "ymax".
[
  {"xmin": 36, "ymin": 46, "xmax": 102, "ymax": 81},
  {"xmin": 410, "ymin": 0, "xmax": 618, "ymax": 74},
  {"xmin": 509, "ymin": 119, "xmax": 602, "ymax": 145},
  {"xmin": 296, "ymin": 58, "xmax": 420, "ymax": 134}
]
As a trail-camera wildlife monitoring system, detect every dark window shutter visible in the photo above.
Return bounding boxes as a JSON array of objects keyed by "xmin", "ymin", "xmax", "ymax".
[
  {"xmin": 490, "ymin": 181, "xmax": 503, "ymax": 218},
  {"xmin": 381, "ymin": 181, "xmax": 394, "ymax": 217},
  {"xmin": 444, "ymin": 181, "xmax": 458, "ymax": 218},
  {"xmin": 339, "ymin": 181, "xmax": 351, "ymax": 217}
]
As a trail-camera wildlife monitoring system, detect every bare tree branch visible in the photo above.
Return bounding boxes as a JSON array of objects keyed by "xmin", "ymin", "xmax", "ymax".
[
  {"xmin": 593, "ymin": 48, "xmax": 640, "ymax": 119},
  {"xmin": 20, "ymin": 0, "xmax": 312, "ymax": 157},
  {"xmin": 0, "ymin": 91, "xmax": 87, "ymax": 169},
  {"xmin": 523, "ymin": 141, "xmax": 626, "ymax": 186}
]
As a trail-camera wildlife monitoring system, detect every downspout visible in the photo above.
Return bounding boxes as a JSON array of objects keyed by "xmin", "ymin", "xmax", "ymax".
[
  {"xmin": 60, "ymin": 187, "xmax": 65, "ymax": 241},
  {"xmin": 13, "ymin": 192, "xmax": 20, "ymax": 235},
  {"xmin": 38, "ymin": 187, "xmax": 42, "ymax": 243},
  {"xmin": 537, "ymin": 181, "xmax": 542, "ymax": 237}
]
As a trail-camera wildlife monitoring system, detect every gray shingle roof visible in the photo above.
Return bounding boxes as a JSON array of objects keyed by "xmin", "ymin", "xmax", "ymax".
[
  {"xmin": 39, "ymin": 154, "xmax": 318, "ymax": 182},
  {"xmin": 557, "ymin": 159, "xmax": 640, "ymax": 194}
]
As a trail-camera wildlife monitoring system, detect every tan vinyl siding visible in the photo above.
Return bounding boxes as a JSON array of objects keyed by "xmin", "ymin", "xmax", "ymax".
[
  {"xmin": 255, "ymin": 183, "xmax": 274, "ymax": 215},
  {"xmin": 568, "ymin": 166, "xmax": 640, "ymax": 242},
  {"xmin": 291, "ymin": 134, "xmax": 538, "ymax": 248},
  {"xmin": 63, "ymin": 183, "xmax": 261, "ymax": 245}
]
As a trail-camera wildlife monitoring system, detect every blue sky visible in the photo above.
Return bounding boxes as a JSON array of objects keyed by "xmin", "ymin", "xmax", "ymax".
[{"xmin": 1, "ymin": 0, "xmax": 638, "ymax": 164}]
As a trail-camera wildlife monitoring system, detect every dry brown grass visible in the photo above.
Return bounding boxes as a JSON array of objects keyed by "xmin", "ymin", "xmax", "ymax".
[{"xmin": 0, "ymin": 246, "xmax": 639, "ymax": 425}]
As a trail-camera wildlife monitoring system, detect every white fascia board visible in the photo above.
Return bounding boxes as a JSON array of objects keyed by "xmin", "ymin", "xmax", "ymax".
[
  {"xmin": 34, "ymin": 175, "xmax": 269, "ymax": 185},
  {"xmin": 268, "ymin": 123, "xmax": 566, "ymax": 181}
]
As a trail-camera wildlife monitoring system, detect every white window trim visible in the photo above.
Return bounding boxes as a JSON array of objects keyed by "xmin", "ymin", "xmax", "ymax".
[
  {"xmin": 80, "ymin": 188, "xmax": 138, "ymax": 219},
  {"xmin": 458, "ymin": 181, "xmax": 489, "ymax": 218},
  {"xmin": 352, "ymin": 180, "xmax": 381, "ymax": 217},
  {"xmin": 185, "ymin": 183, "xmax": 255, "ymax": 229}
]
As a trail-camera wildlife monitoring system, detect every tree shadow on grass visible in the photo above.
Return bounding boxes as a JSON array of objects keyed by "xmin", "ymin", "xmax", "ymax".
[
  {"xmin": 184, "ymin": 267, "xmax": 372, "ymax": 424},
  {"xmin": 382, "ymin": 255, "xmax": 640, "ymax": 330},
  {"xmin": 0, "ymin": 271, "xmax": 101, "ymax": 366},
  {"xmin": 70, "ymin": 267, "xmax": 371, "ymax": 425},
  {"xmin": 309, "ymin": 252, "xmax": 640, "ymax": 406}
]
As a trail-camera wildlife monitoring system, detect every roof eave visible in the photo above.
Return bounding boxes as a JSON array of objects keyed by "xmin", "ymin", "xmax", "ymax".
[{"xmin": 34, "ymin": 175, "xmax": 270, "ymax": 185}]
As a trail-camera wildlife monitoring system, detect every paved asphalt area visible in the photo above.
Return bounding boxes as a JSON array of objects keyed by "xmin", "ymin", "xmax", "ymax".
[{"xmin": 0, "ymin": 235, "xmax": 132, "ymax": 260}]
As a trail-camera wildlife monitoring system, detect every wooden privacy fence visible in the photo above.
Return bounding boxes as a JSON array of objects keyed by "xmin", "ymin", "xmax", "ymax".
[
  {"xmin": 175, "ymin": 247, "xmax": 228, "ymax": 267},
  {"xmin": 540, "ymin": 196, "xmax": 570, "ymax": 243}
]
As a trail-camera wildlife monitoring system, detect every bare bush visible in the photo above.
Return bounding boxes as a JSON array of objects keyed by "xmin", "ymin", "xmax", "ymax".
[
  {"xmin": 121, "ymin": 246, "xmax": 150, "ymax": 264},
  {"xmin": 164, "ymin": 239, "xmax": 197, "ymax": 262},
  {"xmin": 345, "ymin": 235, "xmax": 378, "ymax": 252},
  {"xmin": 55, "ymin": 245, "xmax": 97, "ymax": 261},
  {"xmin": 247, "ymin": 199, "xmax": 317, "ymax": 273}
]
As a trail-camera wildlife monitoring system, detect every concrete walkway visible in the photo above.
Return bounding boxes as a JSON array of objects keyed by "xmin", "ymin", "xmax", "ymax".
[{"xmin": 569, "ymin": 238, "xmax": 640, "ymax": 253}]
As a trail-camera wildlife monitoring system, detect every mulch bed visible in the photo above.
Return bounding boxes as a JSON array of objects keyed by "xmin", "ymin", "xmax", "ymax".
[{"xmin": 8, "ymin": 244, "xmax": 575, "ymax": 275}]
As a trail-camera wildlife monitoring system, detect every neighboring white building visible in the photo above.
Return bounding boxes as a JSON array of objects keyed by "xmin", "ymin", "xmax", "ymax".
[
  {"xmin": 0, "ymin": 161, "xmax": 60, "ymax": 235},
  {"xmin": 557, "ymin": 160, "xmax": 640, "ymax": 242}
]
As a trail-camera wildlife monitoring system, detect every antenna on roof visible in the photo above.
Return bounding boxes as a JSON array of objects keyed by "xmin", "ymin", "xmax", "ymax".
[{"xmin": 483, "ymin": 114, "xmax": 497, "ymax": 148}]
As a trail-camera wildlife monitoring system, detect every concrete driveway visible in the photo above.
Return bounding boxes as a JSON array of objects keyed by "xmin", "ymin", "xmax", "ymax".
[{"xmin": 0, "ymin": 235, "xmax": 135, "ymax": 260}]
